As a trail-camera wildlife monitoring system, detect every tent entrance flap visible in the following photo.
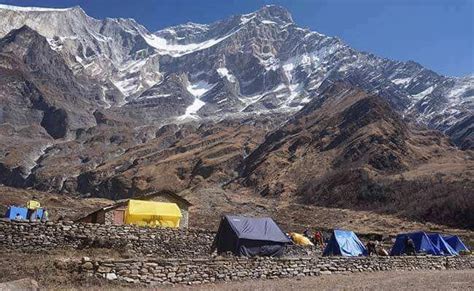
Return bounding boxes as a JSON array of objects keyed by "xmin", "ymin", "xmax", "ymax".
[
  {"xmin": 443, "ymin": 235, "xmax": 470, "ymax": 253},
  {"xmin": 427, "ymin": 233, "xmax": 457, "ymax": 256},
  {"xmin": 124, "ymin": 199, "xmax": 182, "ymax": 228}
]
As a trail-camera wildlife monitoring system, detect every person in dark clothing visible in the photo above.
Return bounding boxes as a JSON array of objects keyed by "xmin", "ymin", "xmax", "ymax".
[
  {"xmin": 303, "ymin": 229, "xmax": 311, "ymax": 239},
  {"xmin": 29, "ymin": 209, "xmax": 37, "ymax": 222},
  {"xmin": 366, "ymin": 241, "xmax": 377, "ymax": 256},
  {"xmin": 404, "ymin": 236, "xmax": 416, "ymax": 255}
]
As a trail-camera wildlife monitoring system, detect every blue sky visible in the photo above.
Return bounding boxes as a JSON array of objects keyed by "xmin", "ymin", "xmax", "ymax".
[{"xmin": 1, "ymin": 0, "xmax": 473, "ymax": 77}]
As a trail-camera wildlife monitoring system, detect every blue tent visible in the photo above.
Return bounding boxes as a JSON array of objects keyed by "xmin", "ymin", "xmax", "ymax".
[
  {"xmin": 5, "ymin": 206, "xmax": 28, "ymax": 220},
  {"xmin": 5, "ymin": 206, "xmax": 44, "ymax": 220},
  {"xmin": 323, "ymin": 229, "xmax": 368, "ymax": 256},
  {"xmin": 443, "ymin": 235, "xmax": 470, "ymax": 253},
  {"xmin": 427, "ymin": 233, "xmax": 458, "ymax": 256},
  {"xmin": 212, "ymin": 215, "xmax": 291, "ymax": 257},
  {"xmin": 390, "ymin": 232, "xmax": 440, "ymax": 256}
]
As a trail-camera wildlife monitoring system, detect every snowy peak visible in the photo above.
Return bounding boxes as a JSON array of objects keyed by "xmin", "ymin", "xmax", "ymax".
[
  {"xmin": 155, "ymin": 22, "xmax": 210, "ymax": 41},
  {"xmin": 0, "ymin": 3, "xmax": 471, "ymax": 147},
  {"xmin": 0, "ymin": 3, "xmax": 76, "ymax": 12},
  {"xmin": 254, "ymin": 5, "xmax": 294, "ymax": 24},
  {"xmin": 0, "ymin": 4, "xmax": 85, "ymax": 15}
]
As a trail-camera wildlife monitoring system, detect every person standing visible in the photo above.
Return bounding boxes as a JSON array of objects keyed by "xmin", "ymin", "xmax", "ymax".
[
  {"xmin": 41, "ymin": 208, "xmax": 49, "ymax": 222},
  {"xmin": 366, "ymin": 241, "xmax": 377, "ymax": 256},
  {"xmin": 314, "ymin": 231, "xmax": 324, "ymax": 248},
  {"xmin": 404, "ymin": 236, "xmax": 416, "ymax": 255},
  {"xmin": 26, "ymin": 196, "xmax": 41, "ymax": 222}
]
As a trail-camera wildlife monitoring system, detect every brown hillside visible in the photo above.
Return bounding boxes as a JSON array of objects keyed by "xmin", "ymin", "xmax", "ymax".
[{"xmin": 238, "ymin": 83, "xmax": 474, "ymax": 228}]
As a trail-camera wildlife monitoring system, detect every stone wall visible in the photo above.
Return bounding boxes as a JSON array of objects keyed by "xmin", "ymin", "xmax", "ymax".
[
  {"xmin": 80, "ymin": 256, "xmax": 474, "ymax": 285},
  {"xmin": 0, "ymin": 220, "xmax": 322, "ymax": 258},
  {"xmin": 0, "ymin": 220, "xmax": 214, "ymax": 258},
  {"xmin": 2, "ymin": 220, "xmax": 473, "ymax": 287}
]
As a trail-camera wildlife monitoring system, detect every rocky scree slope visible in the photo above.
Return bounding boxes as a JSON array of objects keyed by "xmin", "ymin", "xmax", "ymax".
[
  {"xmin": 0, "ymin": 4, "xmax": 472, "ymax": 228},
  {"xmin": 0, "ymin": 4, "xmax": 472, "ymax": 145},
  {"xmin": 237, "ymin": 82, "xmax": 474, "ymax": 228}
]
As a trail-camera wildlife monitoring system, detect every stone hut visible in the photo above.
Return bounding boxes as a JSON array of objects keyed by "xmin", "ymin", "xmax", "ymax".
[{"xmin": 76, "ymin": 191, "xmax": 192, "ymax": 228}]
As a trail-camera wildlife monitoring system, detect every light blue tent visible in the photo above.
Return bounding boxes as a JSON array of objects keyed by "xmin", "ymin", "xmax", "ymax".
[
  {"xmin": 323, "ymin": 229, "xmax": 368, "ymax": 256},
  {"xmin": 390, "ymin": 232, "xmax": 440, "ymax": 256},
  {"xmin": 427, "ymin": 233, "xmax": 458, "ymax": 256},
  {"xmin": 5, "ymin": 206, "xmax": 28, "ymax": 220},
  {"xmin": 5, "ymin": 206, "xmax": 44, "ymax": 220},
  {"xmin": 443, "ymin": 235, "xmax": 470, "ymax": 253}
]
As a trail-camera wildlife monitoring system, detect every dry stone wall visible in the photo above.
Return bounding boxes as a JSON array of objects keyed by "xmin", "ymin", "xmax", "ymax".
[
  {"xmin": 2, "ymin": 220, "xmax": 473, "ymax": 286},
  {"xmin": 0, "ymin": 220, "xmax": 214, "ymax": 257},
  {"xmin": 0, "ymin": 220, "xmax": 320, "ymax": 257},
  {"xmin": 81, "ymin": 256, "xmax": 474, "ymax": 286}
]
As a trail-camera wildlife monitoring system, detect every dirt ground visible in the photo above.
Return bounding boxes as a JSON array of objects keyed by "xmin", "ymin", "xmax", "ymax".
[
  {"xmin": 0, "ymin": 249, "xmax": 127, "ymax": 289},
  {"xmin": 172, "ymin": 270, "xmax": 474, "ymax": 291},
  {"xmin": 0, "ymin": 186, "xmax": 112, "ymax": 221}
]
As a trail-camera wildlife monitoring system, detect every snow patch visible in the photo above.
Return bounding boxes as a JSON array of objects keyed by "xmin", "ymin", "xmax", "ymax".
[
  {"xmin": 260, "ymin": 56, "xmax": 280, "ymax": 71},
  {"xmin": 0, "ymin": 4, "xmax": 73, "ymax": 12},
  {"xmin": 179, "ymin": 98, "xmax": 206, "ymax": 120},
  {"xmin": 284, "ymin": 83, "xmax": 304, "ymax": 107},
  {"xmin": 137, "ymin": 94, "xmax": 171, "ymax": 100},
  {"xmin": 112, "ymin": 78, "xmax": 139, "ymax": 97},
  {"xmin": 186, "ymin": 80, "xmax": 215, "ymax": 97},
  {"xmin": 240, "ymin": 13, "xmax": 256, "ymax": 25},
  {"xmin": 448, "ymin": 81, "xmax": 473, "ymax": 101},
  {"xmin": 282, "ymin": 45, "xmax": 341, "ymax": 82},
  {"xmin": 392, "ymin": 77, "xmax": 412, "ymax": 86},
  {"xmin": 338, "ymin": 64, "xmax": 351, "ymax": 73},
  {"xmin": 412, "ymin": 86, "xmax": 434, "ymax": 100},
  {"xmin": 178, "ymin": 80, "xmax": 215, "ymax": 120},
  {"xmin": 22, "ymin": 143, "xmax": 52, "ymax": 178},
  {"xmin": 144, "ymin": 30, "xmax": 239, "ymax": 57},
  {"xmin": 217, "ymin": 67, "xmax": 236, "ymax": 83}
]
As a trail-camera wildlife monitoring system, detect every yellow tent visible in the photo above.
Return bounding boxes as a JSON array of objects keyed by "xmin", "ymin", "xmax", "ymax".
[
  {"xmin": 124, "ymin": 199, "xmax": 182, "ymax": 228},
  {"xmin": 289, "ymin": 232, "xmax": 314, "ymax": 246}
]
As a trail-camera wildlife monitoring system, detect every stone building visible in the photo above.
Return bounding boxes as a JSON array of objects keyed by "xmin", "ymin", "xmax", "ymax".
[{"xmin": 76, "ymin": 191, "xmax": 192, "ymax": 228}]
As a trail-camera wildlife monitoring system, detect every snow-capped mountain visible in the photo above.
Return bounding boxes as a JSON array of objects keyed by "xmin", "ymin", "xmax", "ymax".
[{"xmin": 0, "ymin": 4, "xmax": 472, "ymax": 141}]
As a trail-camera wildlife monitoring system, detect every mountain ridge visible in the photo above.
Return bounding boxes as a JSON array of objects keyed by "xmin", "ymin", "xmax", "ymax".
[
  {"xmin": 0, "ymin": 4, "xmax": 472, "ymax": 229},
  {"xmin": 0, "ymin": 4, "xmax": 471, "ymax": 144}
]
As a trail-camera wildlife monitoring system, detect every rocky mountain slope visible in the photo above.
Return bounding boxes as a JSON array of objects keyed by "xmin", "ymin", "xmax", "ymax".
[
  {"xmin": 0, "ymin": 4, "xmax": 472, "ymax": 139},
  {"xmin": 237, "ymin": 82, "xmax": 473, "ymax": 227},
  {"xmin": 0, "ymin": 4, "xmax": 472, "ymax": 228},
  {"xmin": 0, "ymin": 26, "xmax": 102, "ymax": 138}
]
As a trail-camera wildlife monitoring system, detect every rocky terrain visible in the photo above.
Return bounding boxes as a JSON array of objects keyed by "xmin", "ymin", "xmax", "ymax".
[
  {"xmin": 238, "ymin": 82, "xmax": 474, "ymax": 227},
  {"xmin": 0, "ymin": 4, "xmax": 472, "ymax": 229}
]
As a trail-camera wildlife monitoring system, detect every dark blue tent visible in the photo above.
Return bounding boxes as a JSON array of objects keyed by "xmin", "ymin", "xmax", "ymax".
[
  {"xmin": 443, "ymin": 235, "xmax": 470, "ymax": 253},
  {"xmin": 390, "ymin": 232, "xmax": 440, "ymax": 256},
  {"xmin": 323, "ymin": 230, "xmax": 368, "ymax": 257},
  {"xmin": 427, "ymin": 233, "xmax": 458, "ymax": 256},
  {"xmin": 212, "ymin": 215, "xmax": 291, "ymax": 257}
]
